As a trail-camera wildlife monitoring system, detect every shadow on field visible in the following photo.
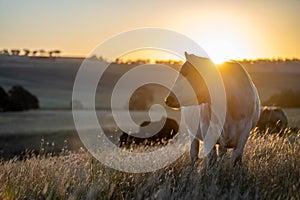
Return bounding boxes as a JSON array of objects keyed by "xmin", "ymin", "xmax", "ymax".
[{"xmin": 0, "ymin": 130, "xmax": 83, "ymax": 160}]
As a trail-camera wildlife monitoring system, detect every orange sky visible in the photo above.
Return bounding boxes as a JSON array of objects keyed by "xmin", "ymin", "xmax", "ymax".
[{"xmin": 0, "ymin": 0, "xmax": 299, "ymax": 63}]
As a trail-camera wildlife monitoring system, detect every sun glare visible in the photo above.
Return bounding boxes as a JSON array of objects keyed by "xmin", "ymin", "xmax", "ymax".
[
  {"xmin": 188, "ymin": 16, "xmax": 252, "ymax": 64},
  {"xmin": 119, "ymin": 49, "xmax": 183, "ymax": 63},
  {"xmin": 203, "ymin": 38, "xmax": 243, "ymax": 64}
]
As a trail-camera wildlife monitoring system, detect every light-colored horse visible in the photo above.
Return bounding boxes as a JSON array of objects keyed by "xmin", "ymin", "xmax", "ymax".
[{"xmin": 165, "ymin": 52, "xmax": 260, "ymax": 165}]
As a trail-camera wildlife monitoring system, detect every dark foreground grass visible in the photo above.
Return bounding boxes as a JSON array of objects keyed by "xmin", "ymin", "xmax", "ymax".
[{"xmin": 0, "ymin": 129, "xmax": 299, "ymax": 200}]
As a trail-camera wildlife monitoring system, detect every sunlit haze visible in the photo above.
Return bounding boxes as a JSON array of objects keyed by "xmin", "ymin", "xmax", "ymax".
[{"xmin": 1, "ymin": 0, "xmax": 300, "ymax": 62}]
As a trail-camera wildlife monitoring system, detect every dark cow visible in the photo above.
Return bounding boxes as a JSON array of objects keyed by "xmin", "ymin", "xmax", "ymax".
[
  {"xmin": 119, "ymin": 117, "xmax": 179, "ymax": 147},
  {"xmin": 257, "ymin": 106, "xmax": 288, "ymax": 133}
]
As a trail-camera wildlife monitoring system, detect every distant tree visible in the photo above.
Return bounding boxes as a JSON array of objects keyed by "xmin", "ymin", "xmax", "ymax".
[
  {"xmin": 32, "ymin": 50, "xmax": 38, "ymax": 56},
  {"xmin": 52, "ymin": 50, "xmax": 61, "ymax": 57},
  {"xmin": 115, "ymin": 58, "xmax": 120, "ymax": 64},
  {"xmin": 11, "ymin": 49, "xmax": 20, "ymax": 56},
  {"xmin": 0, "ymin": 86, "xmax": 9, "ymax": 111},
  {"xmin": 263, "ymin": 89, "xmax": 300, "ymax": 108},
  {"xmin": 6, "ymin": 85, "xmax": 39, "ymax": 111},
  {"xmin": 39, "ymin": 49, "xmax": 46, "ymax": 56},
  {"xmin": 88, "ymin": 55, "xmax": 98, "ymax": 61},
  {"xmin": 48, "ymin": 51, "xmax": 53, "ymax": 57},
  {"xmin": 23, "ymin": 49, "xmax": 30, "ymax": 56},
  {"xmin": 2, "ymin": 49, "xmax": 9, "ymax": 55},
  {"xmin": 98, "ymin": 56, "xmax": 104, "ymax": 61}
]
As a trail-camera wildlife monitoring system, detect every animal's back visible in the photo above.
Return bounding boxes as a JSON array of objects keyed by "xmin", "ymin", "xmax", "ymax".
[
  {"xmin": 217, "ymin": 62, "xmax": 260, "ymax": 147},
  {"xmin": 218, "ymin": 62, "xmax": 260, "ymax": 123}
]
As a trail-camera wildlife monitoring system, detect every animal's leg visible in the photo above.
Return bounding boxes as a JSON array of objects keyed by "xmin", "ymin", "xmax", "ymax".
[
  {"xmin": 231, "ymin": 147, "xmax": 243, "ymax": 166},
  {"xmin": 231, "ymin": 124, "xmax": 252, "ymax": 165},
  {"xmin": 218, "ymin": 145, "xmax": 227, "ymax": 159},
  {"xmin": 119, "ymin": 133, "xmax": 129, "ymax": 148},
  {"xmin": 206, "ymin": 145, "xmax": 217, "ymax": 167},
  {"xmin": 190, "ymin": 138, "xmax": 199, "ymax": 164},
  {"xmin": 190, "ymin": 119, "xmax": 204, "ymax": 165}
]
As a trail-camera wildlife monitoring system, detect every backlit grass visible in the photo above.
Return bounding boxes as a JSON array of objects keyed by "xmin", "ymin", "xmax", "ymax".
[{"xmin": 0, "ymin": 129, "xmax": 299, "ymax": 199}]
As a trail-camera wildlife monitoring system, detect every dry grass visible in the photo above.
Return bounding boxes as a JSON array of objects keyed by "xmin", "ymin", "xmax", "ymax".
[{"xmin": 0, "ymin": 129, "xmax": 299, "ymax": 200}]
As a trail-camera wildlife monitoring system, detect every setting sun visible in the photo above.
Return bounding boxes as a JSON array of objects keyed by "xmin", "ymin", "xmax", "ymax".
[
  {"xmin": 186, "ymin": 15, "xmax": 254, "ymax": 64},
  {"xmin": 202, "ymin": 38, "xmax": 243, "ymax": 64}
]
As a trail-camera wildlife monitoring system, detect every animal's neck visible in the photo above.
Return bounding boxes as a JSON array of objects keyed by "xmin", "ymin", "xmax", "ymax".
[{"xmin": 196, "ymin": 92, "xmax": 211, "ymax": 105}]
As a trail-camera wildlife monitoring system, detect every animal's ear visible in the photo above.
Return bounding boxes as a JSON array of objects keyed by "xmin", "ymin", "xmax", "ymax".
[{"xmin": 184, "ymin": 52, "xmax": 189, "ymax": 59}]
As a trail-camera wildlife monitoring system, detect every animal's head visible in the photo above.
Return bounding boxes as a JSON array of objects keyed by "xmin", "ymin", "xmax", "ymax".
[
  {"xmin": 257, "ymin": 106, "xmax": 288, "ymax": 132},
  {"xmin": 165, "ymin": 52, "xmax": 212, "ymax": 109}
]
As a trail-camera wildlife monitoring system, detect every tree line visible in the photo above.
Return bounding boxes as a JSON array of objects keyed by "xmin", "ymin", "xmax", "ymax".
[
  {"xmin": 263, "ymin": 89, "xmax": 300, "ymax": 108},
  {"xmin": 232, "ymin": 58, "xmax": 300, "ymax": 65},
  {"xmin": 0, "ymin": 48, "xmax": 61, "ymax": 57}
]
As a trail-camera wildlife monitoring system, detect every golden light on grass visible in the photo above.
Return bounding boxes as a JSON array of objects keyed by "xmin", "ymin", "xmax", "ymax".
[{"xmin": 0, "ymin": 129, "xmax": 299, "ymax": 199}]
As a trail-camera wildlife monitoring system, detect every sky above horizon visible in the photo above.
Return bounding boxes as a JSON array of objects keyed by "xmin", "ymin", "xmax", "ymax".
[{"xmin": 0, "ymin": 0, "xmax": 300, "ymax": 63}]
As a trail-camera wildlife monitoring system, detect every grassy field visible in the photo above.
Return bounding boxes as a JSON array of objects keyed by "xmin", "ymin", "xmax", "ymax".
[{"xmin": 0, "ymin": 129, "xmax": 299, "ymax": 199}]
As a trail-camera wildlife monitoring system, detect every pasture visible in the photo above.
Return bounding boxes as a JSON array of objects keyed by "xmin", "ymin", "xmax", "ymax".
[
  {"xmin": 0, "ymin": 128, "xmax": 299, "ymax": 199},
  {"xmin": 0, "ymin": 57, "xmax": 299, "ymax": 199}
]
